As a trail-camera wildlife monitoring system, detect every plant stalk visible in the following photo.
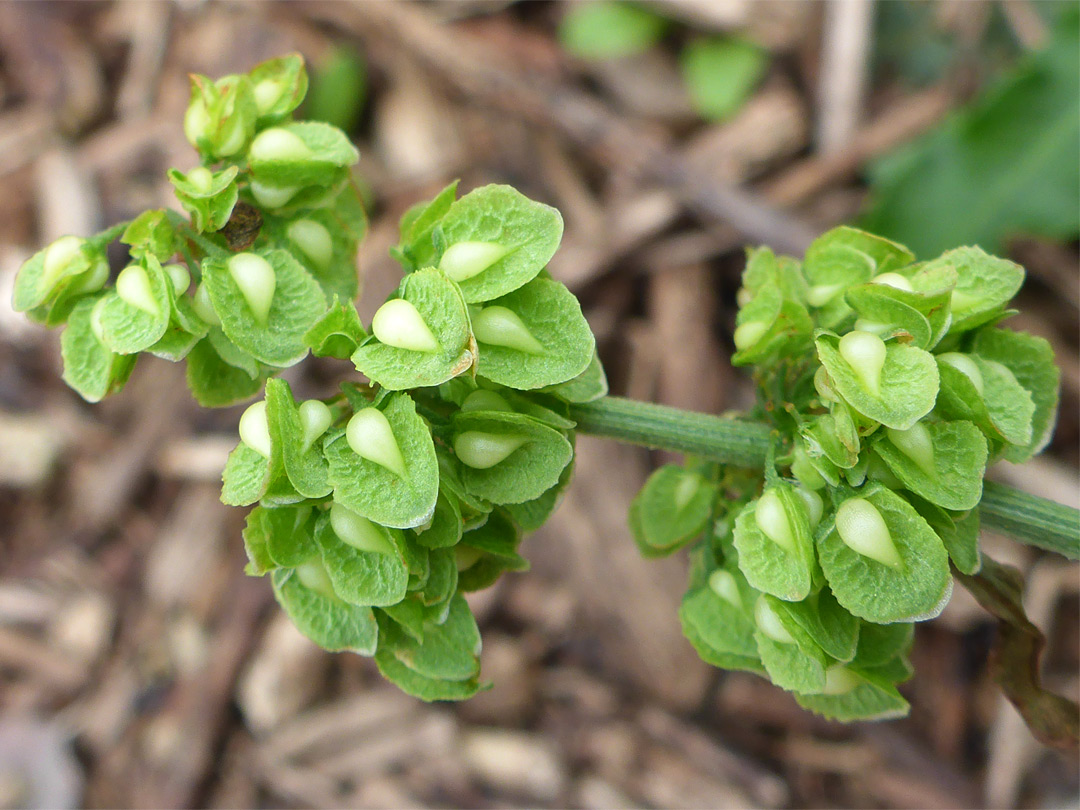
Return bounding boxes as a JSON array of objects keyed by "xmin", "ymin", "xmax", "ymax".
[{"xmin": 570, "ymin": 396, "xmax": 1080, "ymax": 559}]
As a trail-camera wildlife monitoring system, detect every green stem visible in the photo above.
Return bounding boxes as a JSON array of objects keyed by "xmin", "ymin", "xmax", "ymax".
[{"xmin": 570, "ymin": 396, "xmax": 1080, "ymax": 559}]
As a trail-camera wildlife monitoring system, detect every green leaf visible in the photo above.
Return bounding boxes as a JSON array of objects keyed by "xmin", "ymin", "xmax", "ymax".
[
  {"xmin": 203, "ymin": 248, "xmax": 327, "ymax": 368},
  {"xmin": 926, "ymin": 247, "xmax": 1024, "ymax": 334},
  {"xmin": 220, "ymin": 443, "xmax": 273, "ymax": 506},
  {"xmin": 732, "ymin": 484, "xmax": 816, "ymax": 601},
  {"xmin": 434, "ymin": 184, "xmax": 563, "ymax": 303},
  {"xmin": 678, "ymin": 570, "xmax": 763, "ymax": 674},
  {"xmin": 504, "ymin": 456, "xmax": 574, "ymax": 532},
  {"xmin": 474, "ymin": 277, "xmax": 595, "ymax": 389},
  {"xmin": 168, "ymin": 166, "xmax": 239, "ymax": 233},
  {"xmin": 13, "ymin": 238, "xmax": 110, "ymax": 323},
  {"xmin": 314, "ymin": 510, "xmax": 409, "ymax": 607},
  {"xmin": 303, "ymin": 295, "xmax": 367, "ymax": 359},
  {"xmin": 935, "ymin": 354, "xmax": 1035, "ymax": 449},
  {"xmin": 559, "ymin": 1, "xmax": 667, "ymax": 60},
  {"xmin": 452, "ymin": 411, "xmax": 573, "ymax": 504},
  {"xmin": 874, "ymin": 419, "xmax": 988, "ymax": 510},
  {"xmin": 907, "ymin": 494, "xmax": 981, "ymax": 575},
  {"xmin": 629, "ymin": 465, "xmax": 717, "ymax": 556},
  {"xmin": 457, "ymin": 509, "xmax": 529, "ymax": 591},
  {"xmin": 731, "ymin": 285, "xmax": 814, "ymax": 366},
  {"xmin": 272, "ymin": 568, "xmax": 378, "ymax": 654},
  {"xmin": 817, "ymin": 484, "xmax": 951, "ymax": 623},
  {"xmin": 247, "ymin": 120, "xmax": 359, "ymax": 190},
  {"xmin": 844, "ymin": 283, "xmax": 932, "ymax": 348},
  {"xmin": 851, "ymin": 620, "xmax": 914, "ymax": 668},
  {"xmin": 97, "ymin": 258, "xmax": 172, "ymax": 354},
  {"xmin": 863, "ymin": 13, "xmax": 1080, "ymax": 257},
  {"xmin": 184, "ymin": 338, "xmax": 264, "ymax": 407},
  {"xmin": 249, "ymin": 504, "xmax": 317, "ymax": 567},
  {"xmin": 794, "ymin": 677, "xmax": 909, "ymax": 721},
  {"xmin": 680, "ymin": 37, "xmax": 768, "ymax": 121},
  {"xmin": 264, "ymin": 378, "xmax": 332, "ymax": 498},
  {"xmin": 972, "ymin": 328, "xmax": 1059, "ymax": 462},
  {"xmin": 417, "ymin": 547, "xmax": 458, "ymax": 609},
  {"xmin": 374, "ymin": 630, "xmax": 485, "ymax": 702},
  {"xmin": 352, "ymin": 269, "xmax": 473, "ymax": 390},
  {"xmin": 121, "ymin": 210, "xmax": 180, "ymax": 262},
  {"xmin": 772, "ymin": 587, "xmax": 859, "ymax": 663},
  {"xmin": 325, "ymin": 392, "xmax": 439, "ymax": 529},
  {"xmin": 394, "ymin": 180, "xmax": 458, "ymax": 271},
  {"xmin": 242, "ymin": 508, "xmax": 278, "ymax": 576},
  {"xmin": 60, "ymin": 296, "xmax": 137, "ymax": 403},
  {"xmin": 249, "ymin": 52, "xmax": 309, "ymax": 125},
  {"xmin": 304, "ymin": 47, "xmax": 366, "ymax": 133},
  {"xmin": 816, "ymin": 332, "xmax": 938, "ymax": 430},
  {"xmin": 414, "ymin": 490, "xmax": 464, "ymax": 549},
  {"xmin": 540, "ymin": 350, "xmax": 609, "ymax": 403},
  {"xmin": 384, "ymin": 593, "xmax": 480, "ymax": 681},
  {"xmin": 802, "ymin": 226, "xmax": 915, "ymax": 312},
  {"xmin": 754, "ymin": 603, "xmax": 828, "ymax": 694}
]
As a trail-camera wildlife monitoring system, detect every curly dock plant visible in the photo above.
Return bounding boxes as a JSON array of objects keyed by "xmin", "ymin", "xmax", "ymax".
[{"xmin": 13, "ymin": 55, "xmax": 1079, "ymax": 736}]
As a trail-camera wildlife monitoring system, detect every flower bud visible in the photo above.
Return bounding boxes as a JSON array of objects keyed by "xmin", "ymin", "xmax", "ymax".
[
  {"xmin": 186, "ymin": 166, "xmax": 214, "ymax": 195},
  {"xmin": 454, "ymin": 431, "xmax": 528, "ymax": 469},
  {"xmin": 886, "ymin": 422, "xmax": 935, "ymax": 474},
  {"xmin": 298, "ymin": 399, "xmax": 332, "ymax": 450},
  {"xmin": 733, "ymin": 320, "xmax": 769, "ymax": 352},
  {"xmin": 115, "ymin": 264, "xmax": 159, "ymax": 316},
  {"xmin": 794, "ymin": 486, "xmax": 823, "ymax": 529},
  {"xmin": 839, "ymin": 330, "xmax": 887, "ymax": 397},
  {"xmin": 754, "ymin": 489, "xmax": 795, "ymax": 552},
  {"xmin": 807, "ymin": 282, "xmax": 843, "ymax": 307},
  {"xmin": 192, "ymin": 282, "xmax": 220, "ymax": 326},
  {"xmin": 249, "ymin": 179, "xmax": 300, "ymax": 209},
  {"xmin": 755, "ymin": 595, "xmax": 795, "ymax": 644},
  {"xmin": 253, "ymin": 78, "xmax": 284, "ymax": 116},
  {"xmin": 371, "ymin": 299, "xmax": 439, "ymax": 353},
  {"xmin": 871, "ymin": 272, "xmax": 913, "ymax": 291},
  {"xmin": 228, "ymin": 253, "xmax": 276, "ymax": 325},
  {"xmin": 238, "ymin": 400, "xmax": 272, "ymax": 458},
  {"xmin": 439, "ymin": 241, "xmax": 509, "ymax": 282},
  {"xmin": 346, "ymin": 408, "xmax": 407, "ymax": 478},
  {"xmin": 164, "ymin": 263, "xmax": 191, "ymax": 296},
  {"xmin": 938, "ymin": 352, "xmax": 983, "ymax": 395},
  {"xmin": 472, "ymin": 306, "xmax": 544, "ymax": 355},
  {"xmin": 822, "ymin": 664, "xmax": 861, "ymax": 695},
  {"xmin": 835, "ymin": 498, "xmax": 902, "ymax": 568},
  {"xmin": 287, "ymin": 219, "xmax": 334, "ymax": 269},
  {"xmin": 295, "ymin": 557, "xmax": 338, "ymax": 600},
  {"xmin": 249, "ymin": 127, "xmax": 312, "ymax": 163},
  {"xmin": 461, "ymin": 390, "xmax": 514, "ymax": 413},
  {"xmin": 708, "ymin": 569, "xmax": 742, "ymax": 610},
  {"xmin": 183, "ymin": 97, "xmax": 211, "ymax": 147},
  {"xmin": 329, "ymin": 503, "xmax": 394, "ymax": 555}
]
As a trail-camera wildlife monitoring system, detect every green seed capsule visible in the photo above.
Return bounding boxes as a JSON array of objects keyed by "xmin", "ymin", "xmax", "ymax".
[
  {"xmin": 215, "ymin": 114, "xmax": 249, "ymax": 158},
  {"xmin": 90, "ymin": 296, "xmax": 109, "ymax": 344},
  {"xmin": 298, "ymin": 400, "xmax": 332, "ymax": 450},
  {"xmin": 187, "ymin": 166, "xmax": 214, "ymax": 195},
  {"xmin": 791, "ymin": 444, "xmax": 827, "ymax": 491},
  {"xmin": 164, "ymin": 263, "xmax": 191, "ymax": 296},
  {"xmin": 754, "ymin": 489, "xmax": 795, "ymax": 552},
  {"xmin": 708, "ymin": 569, "xmax": 742, "ymax": 610},
  {"xmin": 938, "ymin": 352, "xmax": 983, "ymax": 395},
  {"xmin": 822, "ymin": 664, "xmax": 861, "ymax": 695},
  {"xmin": 249, "ymin": 179, "xmax": 300, "ymax": 209},
  {"xmin": 239, "ymin": 400, "xmax": 272, "ymax": 458},
  {"xmin": 839, "ymin": 330, "xmax": 887, "ymax": 397},
  {"xmin": 329, "ymin": 503, "xmax": 395, "ymax": 555},
  {"xmin": 807, "ymin": 282, "xmax": 843, "ymax": 307},
  {"xmin": 228, "ymin": 253, "xmax": 277, "ymax": 325},
  {"xmin": 192, "ymin": 282, "xmax": 221, "ymax": 326},
  {"xmin": 835, "ymin": 498, "xmax": 902, "ymax": 568},
  {"xmin": 735, "ymin": 287, "xmax": 753, "ymax": 308},
  {"xmin": 439, "ymin": 241, "xmax": 510, "ymax": 282},
  {"xmin": 249, "ymin": 127, "xmax": 312, "ymax": 162},
  {"xmin": 183, "ymin": 98, "xmax": 210, "ymax": 147},
  {"xmin": 853, "ymin": 318, "xmax": 891, "ymax": 336},
  {"xmin": 253, "ymin": 78, "xmax": 283, "ymax": 115},
  {"xmin": 371, "ymin": 298, "xmax": 439, "ymax": 353},
  {"xmin": 871, "ymin": 272, "xmax": 913, "ymax": 291},
  {"xmin": 461, "ymin": 390, "xmax": 514, "ymax": 413},
  {"xmin": 115, "ymin": 264, "xmax": 159, "ymax": 315},
  {"xmin": 454, "ymin": 431, "xmax": 528, "ymax": 469},
  {"xmin": 455, "ymin": 545, "xmax": 483, "ymax": 571},
  {"xmin": 295, "ymin": 557, "xmax": 339, "ymax": 600},
  {"xmin": 673, "ymin": 473, "xmax": 701, "ymax": 512},
  {"xmin": 794, "ymin": 486, "xmax": 823, "ymax": 529},
  {"xmin": 733, "ymin": 320, "xmax": 769, "ymax": 351},
  {"xmin": 887, "ymin": 422, "xmax": 935, "ymax": 474},
  {"xmin": 755, "ymin": 595, "xmax": 795, "ymax": 644},
  {"xmin": 41, "ymin": 236, "xmax": 87, "ymax": 292},
  {"xmin": 813, "ymin": 366, "xmax": 838, "ymax": 404},
  {"xmin": 287, "ymin": 219, "xmax": 334, "ymax": 269},
  {"xmin": 346, "ymin": 408, "xmax": 407, "ymax": 478},
  {"xmin": 472, "ymin": 306, "xmax": 545, "ymax": 355}
]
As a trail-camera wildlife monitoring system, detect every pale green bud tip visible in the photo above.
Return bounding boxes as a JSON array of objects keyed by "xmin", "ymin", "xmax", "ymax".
[
  {"xmin": 249, "ymin": 127, "xmax": 312, "ymax": 163},
  {"xmin": 329, "ymin": 503, "xmax": 394, "ymax": 555},
  {"xmin": 708, "ymin": 569, "xmax": 742, "ymax": 610},
  {"xmin": 298, "ymin": 400, "xmax": 332, "ymax": 450},
  {"xmin": 90, "ymin": 297, "xmax": 108, "ymax": 344},
  {"xmin": 822, "ymin": 665, "xmax": 861, "ymax": 695},
  {"xmin": 187, "ymin": 166, "xmax": 214, "ymax": 195},
  {"xmin": 228, "ymin": 253, "xmax": 276, "ymax": 325},
  {"xmin": 755, "ymin": 596, "xmax": 795, "ymax": 644},
  {"xmin": 455, "ymin": 545, "xmax": 483, "ymax": 571},
  {"xmin": 791, "ymin": 447, "xmax": 827, "ymax": 491},
  {"xmin": 371, "ymin": 298, "xmax": 439, "ymax": 353},
  {"xmin": 839, "ymin": 330, "xmax": 887, "ymax": 397},
  {"xmin": 835, "ymin": 497, "xmax": 902, "ymax": 568},
  {"xmin": 814, "ymin": 366, "xmax": 837, "ymax": 403},
  {"xmin": 461, "ymin": 390, "xmax": 514, "ymax": 413},
  {"xmin": 41, "ymin": 236, "xmax": 87, "ymax": 291},
  {"xmin": 295, "ymin": 558, "xmax": 338, "ymax": 600},
  {"xmin": 735, "ymin": 287, "xmax": 752, "ymax": 308},
  {"xmin": 807, "ymin": 282, "xmax": 843, "ymax": 308},
  {"xmin": 872, "ymin": 272, "xmax": 913, "ymax": 292},
  {"xmin": 215, "ymin": 116, "xmax": 250, "ymax": 159},
  {"xmin": 887, "ymin": 422, "xmax": 935, "ymax": 475},
  {"xmin": 754, "ymin": 489, "xmax": 795, "ymax": 552},
  {"xmin": 253, "ymin": 78, "xmax": 284, "ymax": 115},
  {"xmin": 346, "ymin": 407, "xmax": 407, "ymax": 478},
  {"xmin": 183, "ymin": 98, "xmax": 210, "ymax": 146},
  {"xmin": 454, "ymin": 431, "xmax": 528, "ymax": 469},
  {"xmin": 673, "ymin": 473, "xmax": 701, "ymax": 512},
  {"xmin": 192, "ymin": 282, "xmax": 221, "ymax": 326},
  {"xmin": 239, "ymin": 400, "xmax": 272, "ymax": 458},
  {"xmin": 115, "ymin": 264, "xmax": 160, "ymax": 316},
  {"xmin": 472, "ymin": 306, "xmax": 544, "ymax": 355},
  {"xmin": 853, "ymin": 318, "xmax": 891, "ymax": 336},
  {"xmin": 164, "ymin": 263, "xmax": 190, "ymax": 296},
  {"xmin": 733, "ymin": 320, "xmax": 769, "ymax": 351},
  {"xmin": 794, "ymin": 486, "xmax": 823, "ymax": 529},
  {"xmin": 250, "ymin": 179, "xmax": 300, "ymax": 209},
  {"xmin": 939, "ymin": 352, "xmax": 984, "ymax": 395},
  {"xmin": 439, "ymin": 241, "xmax": 509, "ymax": 282},
  {"xmin": 287, "ymin": 219, "xmax": 334, "ymax": 269}
]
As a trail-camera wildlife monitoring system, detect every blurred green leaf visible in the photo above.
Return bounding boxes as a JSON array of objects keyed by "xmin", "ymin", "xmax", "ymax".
[
  {"xmin": 559, "ymin": 2, "xmax": 667, "ymax": 61},
  {"xmin": 680, "ymin": 37, "xmax": 768, "ymax": 121}
]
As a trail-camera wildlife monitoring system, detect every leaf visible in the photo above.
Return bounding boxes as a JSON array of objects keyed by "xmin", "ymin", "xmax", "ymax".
[
  {"xmin": 452, "ymin": 411, "xmax": 573, "ymax": 505},
  {"xmin": 558, "ymin": 1, "xmax": 667, "ymax": 60},
  {"xmin": 457, "ymin": 509, "xmax": 529, "ymax": 591},
  {"xmin": 678, "ymin": 570, "xmax": 763, "ymax": 674},
  {"xmin": 795, "ymin": 678, "xmax": 909, "ymax": 721},
  {"xmin": 680, "ymin": 37, "xmax": 768, "ymax": 121},
  {"xmin": 13, "ymin": 238, "xmax": 109, "ymax": 323},
  {"xmin": 414, "ymin": 489, "xmax": 464, "ymax": 550},
  {"xmin": 802, "ymin": 226, "xmax": 915, "ymax": 306},
  {"xmin": 203, "ymin": 248, "xmax": 327, "ymax": 368},
  {"xmin": 873, "ymin": 419, "xmax": 988, "ymax": 510},
  {"xmin": 732, "ymin": 484, "xmax": 816, "ymax": 601},
  {"xmin": 863, "ymin": 12, "xmax": 1080, "ymax": 257},
  {"xmin": 935, "ymin": 354, "xmax": 1035, "ymax": 448},
  {"xmin": 314, "ymin": 511, "xmax": 409, "ymax": 607},
  {"xmin": 352, "ymin": 269, "xmax": 473, "ymax": 390},
  {"xmin": 817, "ymin": 484, "xmax": 951, "ymax": 623},
  {"xmin": 303, "ymin": 295, "xmax": 367, "ymax": 359},
  {"xmin": 249, "ymin": 504, "xmax": 317, "ymax": 567},
  {"xmin": 97, "ymin": 258, "xmax": 172, "ymax": 354},
  {"xmin": 304, "ymin": 46, "xmax": 366, "ymax": 133},
  {"xmin": 754, "ymin": 604, "xmax": 829, "ymax": 694},
  {"xmin": 168, "ymin": 166, "xmax": 239, "ymax": 233},
  {"xmin": 772, "ymin": 587, "xmax": 859, "ymax": 663},
  {"xmin": 956, "ymin": 557, "xmax": 1079, "ymax": 749},
  {"xmin": 629, "ymin": 465, "xmax": 717, "ymax": 556},
  {"xmin": 731, "ymin": 285, "xmax": 814, "ymax": 367},
  {"xmin": 434, "ymin": 184, "xmax": 563, "ymax": 303},
  {"xmin": 272, "ymin": 568, "xmax": 378, "ymax": 654},
  {"xmin": 395, "ymin": 180, "xmax": 459, "ymax": 271},
  {"xmin": 923, "ymin": 247, "xmax": 1024, "ymax": 334},
  {"xmin": 60, "ymin": 296, "xmax": 137, "ymax": 403},
  {"xmin": 504, "ymin": 456, "xmax": 574, "ymax": 532},
  {"xmin": 907, "ymin": 494, "xmax": 981, "ymax": 575},
  {"xmin": 816, "ymin": 333, "xmax": 938, "ymax": 430},
  {"xmin": 540, "ymin": 350, "xmax": 609, "ymax": 403},
  {"xmin": 264, "ymin": 378, "xmax": 331, "ymax": 498},
  {"xmin": 247, "ymin": 120, "xmax": 359, "ymax": 189},
  {"xmin": 385, "ymin": 593, "xmax": 481, "ymax": 681},
  {"xmin": 220, "ymin": 443, "xmax": 274, "ymax": 506},
  {"xmin": 184, "ymin": 338, "xmax": 264, "ymax": 407},
  {"xmin": 850, "ymin": 620, "xmax": 914, "ymax": 668},
  {"xmin": 325, "ymin": 393, "xmax": 439, "ymax": 529},
  {"xmin": 242, "ymin": 508, "xmax": 277, "ymax": 576},
  {"xmin": 374, "ymin": 629, "xmax": 485, "ymax": 702},
  {"xmin": 249, "ymin": 52, "xmax": 309, "ymax": 125},
  {"xmin": 972, "ymin": 327, "xmax": 1060, "ymax": 463}
]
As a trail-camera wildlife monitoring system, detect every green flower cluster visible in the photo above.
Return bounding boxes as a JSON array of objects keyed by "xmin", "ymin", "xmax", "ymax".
[
  {"xmin": 13, "ymin": 55, "xmax": 606, "ymax": 700},
  {"xmin": 631, "ymin": 226, "xmax": 1061, "ymax": 720}
]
